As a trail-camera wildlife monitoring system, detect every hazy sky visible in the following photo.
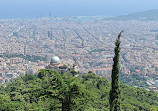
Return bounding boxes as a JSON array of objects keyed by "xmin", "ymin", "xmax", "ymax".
[{"xmin": 0, "ymin": 0, "xmax": 158, "ymax": 19}]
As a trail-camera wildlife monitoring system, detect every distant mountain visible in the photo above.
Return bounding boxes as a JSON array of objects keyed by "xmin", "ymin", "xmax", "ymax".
[{"xmin": 105, "ymin": 9, "xmax": 158, "ymax": 21}]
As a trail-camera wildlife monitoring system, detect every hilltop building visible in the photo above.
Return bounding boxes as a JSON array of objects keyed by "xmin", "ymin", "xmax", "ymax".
[{"xmin": 47, "ymin": 56, "xmax": 76, "ymax": 74}]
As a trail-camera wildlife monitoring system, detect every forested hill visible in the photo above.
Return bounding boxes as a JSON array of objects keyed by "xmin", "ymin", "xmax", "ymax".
[
  {"xmin": 105, "ymin": 9, "xmax": 158, "ymax": 21},
  {"xmin": 0, "ymin": 69, "xmax": 158, "ymax": 111}
]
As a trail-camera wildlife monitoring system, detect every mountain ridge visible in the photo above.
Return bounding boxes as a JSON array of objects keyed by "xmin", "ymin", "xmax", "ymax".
[{"xmin": 105, "ymin": 9, "xmax": 158, "ymax": 21}]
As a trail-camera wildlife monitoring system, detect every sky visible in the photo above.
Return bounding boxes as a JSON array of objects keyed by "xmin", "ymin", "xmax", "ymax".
[{"xmin": 0, "ymin": 0, "xmax": 158, "ymax": 19}]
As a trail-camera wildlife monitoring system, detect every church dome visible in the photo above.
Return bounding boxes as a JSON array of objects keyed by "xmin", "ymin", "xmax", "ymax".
[{"xmin": 50, "ymin": 56, "xmax": 60, "ymax": 63}]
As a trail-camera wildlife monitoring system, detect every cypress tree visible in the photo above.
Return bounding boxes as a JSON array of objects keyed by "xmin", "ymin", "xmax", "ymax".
[{"xmin": 109, "ymin": 31, "xmax": 123, "ymax": 111}]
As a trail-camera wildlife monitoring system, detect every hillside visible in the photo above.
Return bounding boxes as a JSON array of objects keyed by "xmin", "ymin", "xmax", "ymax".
[
  {"xmin": 105, "ymin": 9, "xmax": 158, "ymax": 21},
  {"xmin": 0, "ymin": 69, "xmax": 158, "ymax": 111}
]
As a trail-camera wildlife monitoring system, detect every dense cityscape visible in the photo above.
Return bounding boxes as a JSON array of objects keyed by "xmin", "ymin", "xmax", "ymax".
[
  {"xmin": 1, "ymin": 0, "xmax": 158, "ymax": 110},
  {"xmin": 0, "ymin": 17, "xmax": 158, "ymax": 91}
]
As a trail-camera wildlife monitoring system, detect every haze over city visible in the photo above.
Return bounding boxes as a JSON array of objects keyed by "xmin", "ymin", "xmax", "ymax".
[{"xmin": 0, "ymin": 0, "xmax": 158, "ymax": 19}]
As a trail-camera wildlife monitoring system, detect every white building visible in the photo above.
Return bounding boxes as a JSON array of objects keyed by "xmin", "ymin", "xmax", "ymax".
[{"xmin": 47, "ymin": 56, "xmax": 75, "ymax": 74}]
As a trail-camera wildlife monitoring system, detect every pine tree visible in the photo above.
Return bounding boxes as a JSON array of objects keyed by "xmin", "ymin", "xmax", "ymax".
[{"xmin": 109, "ymin": 31, "xmax": 123, "ymax": 111}]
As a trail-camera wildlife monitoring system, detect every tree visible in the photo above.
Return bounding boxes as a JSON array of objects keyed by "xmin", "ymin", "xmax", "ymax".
[
  {"xmin": 70, "ymin": 69, "xmax": 78, "ymax": 76},
  {"xmin": 38, "ymin": 69, "xmax": 88, "ymax": 111},
  {"xmin": 109, "ymin": 31, "xmax": 123, "ymax": 111}
]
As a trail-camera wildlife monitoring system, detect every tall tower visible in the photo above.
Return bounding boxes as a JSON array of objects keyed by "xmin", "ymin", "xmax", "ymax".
[
  {"xmin": 23, "ymin": 42, "xmax": 26, "ymax": 56},
  {"xmin": 49, "ymin": 11, "xmax": 52, "ymax": 18}
]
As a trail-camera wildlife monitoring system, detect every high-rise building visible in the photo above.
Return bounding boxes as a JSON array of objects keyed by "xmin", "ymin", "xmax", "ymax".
[{"xmin": 155, "ymin": 80, "xmax": 158, "ymax": 87}]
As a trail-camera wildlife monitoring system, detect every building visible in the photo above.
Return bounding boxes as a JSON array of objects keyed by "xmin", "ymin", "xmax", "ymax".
[
  {"xmin": 93, "ymin": 67, "xmax": 112, "ymax": 80},
  {"xmin": 155, "ymin": 80, "xmax": 158, "ymax": 87},
  {"xmin": 47, "ymin": 56, "xmax": 75, "ymax": 74}
]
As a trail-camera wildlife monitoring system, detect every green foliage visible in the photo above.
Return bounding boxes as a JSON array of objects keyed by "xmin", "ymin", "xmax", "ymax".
[
  {"xmin": 0, "ymin": 70, "xmax": 158, "ymax": 111},
  {"xmin": 88, "ymin": 71, "xmax": 93, "ymax": 73},
  {"xmin": 120, "ymin": 73, "xmax": 148, "ymax": 88},
  {"xmin": 109, "ymin": 31, "xmax": 123, "ymax": 111},
  {"xmin": 70, "ymin": 70, "xmax": 78, "ymax": 76}
]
